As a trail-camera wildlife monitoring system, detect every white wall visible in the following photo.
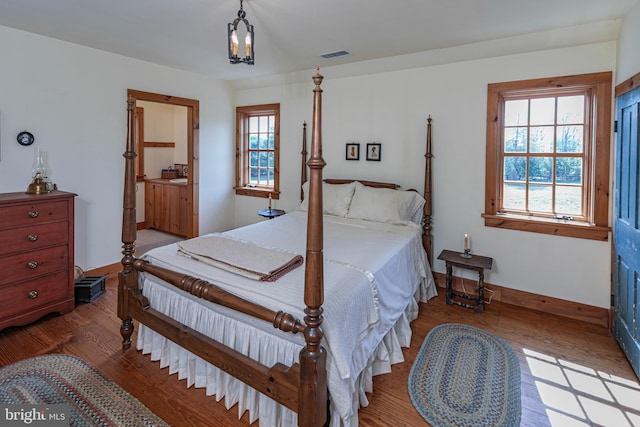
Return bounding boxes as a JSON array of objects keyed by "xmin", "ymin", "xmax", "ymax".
[
  {"xmin": 616, "ymin": 1, "xmax": 640, "ymax": 83},
  {"xmin": 0, "ymin": 25, "xmax": 235, "ymax": 271},
  {"xmin": 235, "ymin": 41, "xmax": 616, "ymax": 308},
  {"xmin": 138, "ymin": 101, "xmax": 187, "ymax": 179},
  {"xmin": 0, "ymin": 21, "xmax": 622, "ymax": 308}
]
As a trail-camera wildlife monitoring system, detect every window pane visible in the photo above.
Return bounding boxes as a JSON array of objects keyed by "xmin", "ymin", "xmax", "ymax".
[
  {"xmin": 504, "ymin": 100, "xmax": 529, "ymax": 126},
  {"xmin": 556, "ymin": 126, "xmax": 583, "ymax": 153},
  {"xmin": 504, "ymin": 156, "xmax": 526, "ymax": 181},
  {"xmin": 249, "ymin": 167, "xmax": 258, "ymax": 183},
  {"xmin": 528, "ymin": 185, "xmax": 552, "ymax": 212},
  {"xmin": 249, "ymin": 134, "xmax": 258, "ymax": 149},
  {"xmin": 248, "ymin": 116, "xmax": 259, "ymax": 132},
  {"xmin": 557, "ymin": 95, "xmax": 584, "ymax": 124},
  {"xmin": 249, "ymin": 151, "xmax": 258, "ymax": 166},
  {"xmin": 259, "ymin": 116, "xmax": 269, "ymax": 132},
  {"xmin": 503, "ymin": 183, "xmax": 525, "ymax": 210},
  {"xmin": 504, "ymin": 127, "xmax": 527, "ymax": 153},
  {"xmin": 259, "ymin": 134, "xmax": 269, "ymax": 149},
  {"xmin": 529, "ymin": 157, "xmax": 552, "ymax": 183},
  {"xmin": 556, "ymin": 158, "xmax": 582, "ymax": 184},
  {"xmin": 530, "ymin": 98, "xmax": 555, "ymax": 126},
  {"xmin": 259, "ymin": 152, "xmax": 268, "ymax": 167},
  {"xmin": 556, "ymin": 185, "xmax": 582, "ymax": 215},
  {"xmin": 268, "ymin": 168, "xmax": 274, "ymax": 183},
  {"xmin": 268, "ymin": 152, "xmax": 274, "ymax": 167},
  {"xmin": 530, "ymin": 127, "xmax": 554, "ymax": 153},
  {"xmin": 268, "ymin": 133, "xmax": 275, "ymax": 150}
]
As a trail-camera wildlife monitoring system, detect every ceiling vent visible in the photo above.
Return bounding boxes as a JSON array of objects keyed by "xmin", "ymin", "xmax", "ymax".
[{"xmin": 320, "ymin": 50, "xmax": 351, "ymax": 59}]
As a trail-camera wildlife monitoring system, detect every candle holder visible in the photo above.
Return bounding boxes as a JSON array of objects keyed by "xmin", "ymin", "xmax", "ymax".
[{"xmin": 460, "ymin": 249, "xmax": 472, "ymax": 259}]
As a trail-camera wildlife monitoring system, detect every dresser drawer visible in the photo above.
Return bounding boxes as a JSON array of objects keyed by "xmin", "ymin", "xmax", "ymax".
[
  {"xmin": 0, "ymin": 222, "xmax": 68, "ymax": 256},
  {"xmin": 0, "ymin": 200, "xmax": 68, "ymax": 230},
  {"xmin": 0, "ymin": 246, "xmax": 68, "ymax": 287},
  {"xmin": 0, "ymin": 272, "xmax": 71, "ymax": 320}
]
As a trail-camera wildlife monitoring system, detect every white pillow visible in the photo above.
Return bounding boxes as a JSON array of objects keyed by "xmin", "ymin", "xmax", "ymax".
[
  {"xmin": 346, "ymin": 181, "xmax": 425, "ymax": 224},
  {"xmin": 297, "ymin": 181, "xmax": 357, "ymax": 217}
]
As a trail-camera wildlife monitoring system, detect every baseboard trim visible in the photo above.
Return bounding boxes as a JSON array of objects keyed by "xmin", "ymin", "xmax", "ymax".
[
  {"xmin": 432, "ymin": 272, "xmax": 609, "ymax": 328},
  {"xmin": 86, "ymin": 262, "xmax": 121, "ymax": 278},
  {"xmin": 90, "ymin": 263, "xmax": 609, "ymax": 328}
]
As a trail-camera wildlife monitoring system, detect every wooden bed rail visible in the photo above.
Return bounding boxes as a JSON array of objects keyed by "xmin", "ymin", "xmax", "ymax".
[
  {"xmin": 125, "ymin": 289, "xmax": 302, "ymax": 411},
  {"xmin": 132, "ymin": 259, "xmax": 306, "ymax": 333}
]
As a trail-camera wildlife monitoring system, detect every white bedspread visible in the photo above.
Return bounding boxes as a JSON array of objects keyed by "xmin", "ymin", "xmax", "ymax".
[{"xmin": 136, "ymin": 211, "xmax": 437, "ymax": 426}]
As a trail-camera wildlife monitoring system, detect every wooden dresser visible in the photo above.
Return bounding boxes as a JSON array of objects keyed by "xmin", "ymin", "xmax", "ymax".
[{"xmin": 0, "ymin": 190, "xmax": 76, "ymax": 330}]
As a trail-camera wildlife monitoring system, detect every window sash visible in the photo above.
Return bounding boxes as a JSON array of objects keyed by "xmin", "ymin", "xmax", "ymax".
[{"xmin": 498, "ymin": 90, "xmax": 592, "ymax": 222}]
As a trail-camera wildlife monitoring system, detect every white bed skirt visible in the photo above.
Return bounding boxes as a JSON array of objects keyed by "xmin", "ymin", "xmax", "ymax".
[{"xmin": 136, "ymin": 279, "xmax": 437, "ymax": 427}]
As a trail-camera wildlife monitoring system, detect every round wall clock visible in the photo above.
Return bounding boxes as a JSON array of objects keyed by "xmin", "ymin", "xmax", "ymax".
[{"xmin": 17, "ymin": 131, "xmax": 34, "ymax": 146}]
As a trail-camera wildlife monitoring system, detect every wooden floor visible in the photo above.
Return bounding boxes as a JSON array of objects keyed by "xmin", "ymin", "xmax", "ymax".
[{"xmin": 1, "ymin": 268, "xmax": 639, "ymax": 427}]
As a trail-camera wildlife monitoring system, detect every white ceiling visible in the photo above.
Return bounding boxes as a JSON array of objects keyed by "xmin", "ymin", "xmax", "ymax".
[{"xmin": 0, "ymin": 0, "xmax": 635, "ymax": 82}]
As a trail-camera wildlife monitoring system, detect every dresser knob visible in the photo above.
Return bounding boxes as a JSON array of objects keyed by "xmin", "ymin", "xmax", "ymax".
[
  {"xmin": 28, "ymin": 210, "xmax": 39, "ymax": 218},
  {"xmin": 27, "ymin": 234, "xmax": 38, "ymax": 242},
  {"xmin": 27, "ymin": 261, "xmax": 38, "ymax": 269},
  {"xmin": 27, "ymin": 290, "xmax": 38, "ymax": 299}
]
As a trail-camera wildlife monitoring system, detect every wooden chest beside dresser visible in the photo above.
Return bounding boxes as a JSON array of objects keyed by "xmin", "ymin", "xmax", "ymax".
[{"xmin": 0, "ymin": 190, "xmax": 76, "ymax": 330}]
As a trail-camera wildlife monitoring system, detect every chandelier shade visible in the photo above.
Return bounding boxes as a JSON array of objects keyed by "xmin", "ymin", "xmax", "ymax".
[{"xmin": 228, "ymin": 0, "xmax": 254, "ymax": 65}]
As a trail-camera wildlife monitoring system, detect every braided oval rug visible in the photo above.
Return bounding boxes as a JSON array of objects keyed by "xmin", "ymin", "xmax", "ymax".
[
  {"xmin": 0, "ymin": 354, "xmax": 169, "ymax": 427},
  {"xmin": 408, "ymin": 323, "xmax": 521, "ymax": 427}
]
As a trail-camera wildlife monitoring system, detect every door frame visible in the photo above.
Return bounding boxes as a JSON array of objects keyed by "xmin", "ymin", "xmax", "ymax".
[{"xmin": 127, "ymin": 89, "xmax": 199, "ymax": 239}]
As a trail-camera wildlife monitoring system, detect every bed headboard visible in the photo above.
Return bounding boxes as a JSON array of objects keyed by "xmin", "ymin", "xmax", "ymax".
[
  {"xmin": 299, "ymin": 118, "xmax": 434, "ymax": 264},
  {"xmin": 324, "ymin": 179, "xmax": 399, "ymax": 189}
]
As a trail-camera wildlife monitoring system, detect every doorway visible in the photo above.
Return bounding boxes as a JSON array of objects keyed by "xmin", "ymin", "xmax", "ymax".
[{"xmin": 127, "ymin": 89, "xmax": 199, "ymax": 239}]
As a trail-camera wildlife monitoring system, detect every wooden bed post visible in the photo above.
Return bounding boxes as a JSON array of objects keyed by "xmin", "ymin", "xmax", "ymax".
[
  {"xmin": 423, "ymin": 116, "xmax": 433, "ymax": 265},
  {"xmin": 299, "ymin": 69, "xmax": 328, "ymax": 427},
  {"xmin": 118, "ymin": 95, "xmax": 138, "ymax": 349},
  {"xmin": 300, "ymin": 121, "xmax": 308, "ymax": 202}
]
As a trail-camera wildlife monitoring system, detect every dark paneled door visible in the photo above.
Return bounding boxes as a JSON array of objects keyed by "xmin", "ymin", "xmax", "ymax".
[{"xmin": 614, "ymin": 83, "xmax": 640, "ymax": 380}]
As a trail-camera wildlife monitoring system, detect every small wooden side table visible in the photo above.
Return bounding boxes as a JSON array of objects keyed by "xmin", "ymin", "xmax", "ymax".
[
  {"xmin": 258, "ymin": 208, "xmax": 285, "ymax": 219},
  {"xmin": 437, "ymin": 249, "xmax": 493, "ymax": 313}
]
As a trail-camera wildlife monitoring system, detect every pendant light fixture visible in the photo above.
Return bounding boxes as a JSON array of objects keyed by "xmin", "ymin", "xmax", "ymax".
[{"xmin": 228, "ymin": 0, "xmax": 254, "ymax": 65}]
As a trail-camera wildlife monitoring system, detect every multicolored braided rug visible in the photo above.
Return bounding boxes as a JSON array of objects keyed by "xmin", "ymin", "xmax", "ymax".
[
  {"xmin": 408, "ymin": 323, "xmax": 521, "ymax": 427},
  {"xmin": 0, "ymin": 354, "xmax": 169, "ymax": 426}
]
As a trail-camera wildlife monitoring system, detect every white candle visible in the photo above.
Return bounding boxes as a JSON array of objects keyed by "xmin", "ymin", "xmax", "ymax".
[
  {"xmin": 231, "ymin": 30, "xmax": 239, "ymax": 57},
  {"xmin": 268, "ymin": 193, "xmax": 272, "ymax": 210},
  {"xmin": 245, "ymin": 33, "xmax": 252, "ymax": 58},
  {"xmin": 464, "ymin": 234, "xmax": 469, "ymax": 251}
]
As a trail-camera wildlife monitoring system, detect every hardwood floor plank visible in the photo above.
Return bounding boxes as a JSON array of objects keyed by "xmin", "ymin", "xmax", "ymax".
[{"xmin": 1, "ymin": 269, "xmax": 638, "ymax": 427}]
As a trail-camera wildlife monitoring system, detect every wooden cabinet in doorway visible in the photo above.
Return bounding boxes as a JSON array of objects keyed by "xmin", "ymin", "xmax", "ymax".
[{"xmin": 145, "ymin": 179, "xmax": 188, "ymax": 237}]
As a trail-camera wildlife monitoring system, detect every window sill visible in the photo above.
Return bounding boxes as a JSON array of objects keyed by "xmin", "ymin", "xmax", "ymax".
[
  {"xmin": 482, "ymin": 213, "xmax": 610, "ymax": 241},
  {"xmin": 235, "ymin": 187, "xmax": 278, "ymax": 198}
]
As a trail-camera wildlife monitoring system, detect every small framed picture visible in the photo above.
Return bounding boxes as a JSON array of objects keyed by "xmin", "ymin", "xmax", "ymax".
[
  {"xmin": 366, "ymin": 143, "xmax": 381, "ymax": 161},
  {"xmin": 175, "ymin": 164, "xmax": 185, "ymax": 176},
  {"xmin": 181, "ymin": 164, "xmax": 188, "ymax": 177},
  {"xmin": 345, "ymin": 143, "xmax": 360, "ymax": 160}
]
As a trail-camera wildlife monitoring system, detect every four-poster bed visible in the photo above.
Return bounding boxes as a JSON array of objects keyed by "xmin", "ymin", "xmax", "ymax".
[{"xmin": 118, "ymin": 70, "xmax": 435, "ymax": 426}]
